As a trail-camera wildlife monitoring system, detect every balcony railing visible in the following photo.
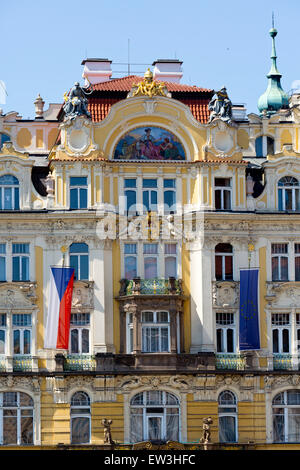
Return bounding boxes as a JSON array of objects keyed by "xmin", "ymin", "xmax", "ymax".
[
  {"xmin": 64, "ymin": 354, "xmax": 96, "ymax": 371},
  {"xmin": 13, "ymin": 355, "xmax": 33, "ymax": 372},
  {"xmin": 119, "ymin": 277, "xmax": 183, "ymax": 296},
  {"xmin": 216, "ymin": 353, "xmax": 246, "ymax": 370},
  {"xmin": 273, "ymin": 353, "xmax": 293, "ymax": 370}
]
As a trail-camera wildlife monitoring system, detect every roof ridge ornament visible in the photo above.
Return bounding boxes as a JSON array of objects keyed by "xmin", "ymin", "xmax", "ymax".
[
  {"xmin": 127, "ymin": 68, "xmax": 171, "ymax": 98},
  {"xmin": 63, "ymin": 81, "xmax": 94, "ymax": 120},
  {"xmin": 207, "ymin": 87, "xmax": 233, "ymax": 124}
]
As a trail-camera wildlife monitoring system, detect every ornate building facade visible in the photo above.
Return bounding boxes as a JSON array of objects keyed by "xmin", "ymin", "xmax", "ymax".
[{"xmin": 1, "ymin": 30, "xmax": 300, "ymax": 450}]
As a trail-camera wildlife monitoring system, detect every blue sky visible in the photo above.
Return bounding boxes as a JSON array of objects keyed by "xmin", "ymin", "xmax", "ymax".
[{"xmin": 1, "ymin": 0, "xmax": 299, "ymax": 118}]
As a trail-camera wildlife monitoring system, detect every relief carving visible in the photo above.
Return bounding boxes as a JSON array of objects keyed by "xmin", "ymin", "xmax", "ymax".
[
  {"xmin": 266, "ymin": 282, "xmax": 300, "ymax": 308},
  {"xmin": 0, "ymin": 283, "xmax": 37, "ymax": 309},
  {"xmin": 212, "ymin": 281, "xmax": 239, "ymax": 307}
]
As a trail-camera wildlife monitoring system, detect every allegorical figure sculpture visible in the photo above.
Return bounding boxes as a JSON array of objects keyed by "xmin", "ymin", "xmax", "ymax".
[
  {"xmin": 102, "ymin": 418, "xmax": 114, "ymax": 444},
  {"xmin": 127, "ymin": 68, "xmax": 170, "ymax": 98},
  {"xmin": 208, "ymin": 87, "xmax": 232, "ymax": 123},
  {"xmin": 63, "ymin": 81, "xmax": 92, "ymax": 120},
  {"xmin": 200, "ymin": 417, "xmax": 213, "ymax": 445}
]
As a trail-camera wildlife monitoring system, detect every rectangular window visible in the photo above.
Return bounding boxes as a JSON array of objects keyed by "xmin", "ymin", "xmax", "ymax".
[
  {"xmin": 12, "ymin": 314, "xmax": 31, "ymax": 355},
  {"xmin": 163, "ymin": 179, "xmax": 176, "ymax": 213},
  {"xmin": 12, "ymin": 244, "xmax": 29, "ymax": 281},
  {"xmin": 215, "ymin": 244, "xmax": 233, "ymax": 281},
  {"xmin": 69, "ymin": 243, "xmax": 89, "ymax": 280},
  {"xmin": 272, "ymin": 313, "xmax": 290, "ymax": 353},
  {"xmin": 124, "ymin": 179, "xmax": 137, "ymax": 213},
  {"xmin": 124, "ymin": 243, "xmax": 137, "ymax": 279},
  {"xmin": 143, "ymin": 179, "xmax": 157, "ymax": 212},
  {"xmin": 0, "ymin": 243, "xmax": 6, "ymax": 282},
  {"xmin": 0, "ymin": 314, "xmax": 6, "ymax": 354},
  {"xmin": 295, "ymin": 244, "xmax": 300, "ymax": 281},
  {"xmin": 272, "ymin": 244, "xmax": 288, "ymax": 281},
  {"xmin": 216, "ymin": 313, "xmax": 235, "ymax": 353},
  {"xmin": 144, "ymin": 244, "xmax": 158, "ymax": 279},
  {"xmin": 215, "ymin": 178, "xmax": 232, "ymax": 210},
  {"xmin": 70, "ymin": 177, "xmax": 88, "ymax": 210},
  {"xmin": 70, "ymin": 313, "xmax": 90, "ymax": 354},
  {"xmin": 164, "ymin": 243, "xmax": 177, "ymax": 278},
  {"xmin": 141, "ymin": 311, "xmax": 170, "ymax": 353}
]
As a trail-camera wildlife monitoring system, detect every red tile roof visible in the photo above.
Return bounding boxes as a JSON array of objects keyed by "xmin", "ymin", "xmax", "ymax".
[
  {"xmin": 91, "ymin": 75, "xmax": 211, "ymax": 93},
  {"xmin": 88, "ymin": 76, "xmax": 212, "ymax": 124}
]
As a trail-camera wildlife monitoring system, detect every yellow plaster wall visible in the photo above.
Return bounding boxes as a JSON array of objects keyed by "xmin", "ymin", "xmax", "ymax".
[
  {"xmin": 16, "ymin": 128, "xmax": 32, "ymax": 148},
  {"xmin": 91, "ymin": 395, "xmax": 124, "ymax": 444},
  {"xmin": 237, "ymin": 129, "xmax": 249, "ymax": 150},
  {"xmin": 186, "ymin": 395, "xmax": 218, "ymax": 442},
  {"xmin": 36, "ymin": 129, "xmax": 43, "ymax": 148},
  {"xmin": 48, "ymin": 128, "xmax": 59, "ymax": 150},
  {"xmin": 281, "ymin": 129, "xmax": 293, "ymax": 148}
]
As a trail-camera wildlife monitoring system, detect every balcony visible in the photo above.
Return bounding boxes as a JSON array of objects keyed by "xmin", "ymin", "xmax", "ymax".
[
  {"xmin": 216, "ymin": 353, "xmax": 246, "ymax": 370},
  {"xmin": 13, "ymin": 355, "xmax": 33, "ymax": 372},
  {"xmin": 119, "ymin": 277, "xmax": 183, "ymax": 296},
  {"xmin": 63, "ymin": 354, "xmax": 96, "ymax": 372}
]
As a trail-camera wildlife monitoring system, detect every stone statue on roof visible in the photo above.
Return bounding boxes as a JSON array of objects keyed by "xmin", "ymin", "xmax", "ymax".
[
  {"xmin": 63, "ymin": 82, "xmax": 92, "ymax": 120},
  {"xmin": 208, "ymin": 87, "xmax": 232, "ymax": 123}
]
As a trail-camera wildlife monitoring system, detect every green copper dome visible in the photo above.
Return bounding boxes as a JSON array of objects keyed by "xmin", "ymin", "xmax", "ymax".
[{"xmin": 257, "ymin": 27, "xmax": 289, "ymax": 116}]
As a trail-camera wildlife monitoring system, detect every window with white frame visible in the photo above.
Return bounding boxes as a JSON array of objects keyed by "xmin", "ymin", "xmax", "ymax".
[
  {"xmin": 141, "ymin": 311, "xmax": 170, "ymax": 353},
  {"xmin": 271, "ymin": 243, "xmax": 288, "ymax": 281},
  {"xmin": 272, "ymin": 313, "xmax": 290, "ymax": 354},
  {"xmin": 295, "ymin": 244, "xmax": 300, "ymax": 281},
  {"xmin": 215, "ymin": 243, "xmax": 233, "ymax": 281},
  {"xmin": 164, "ymin": 243, "xmax": 177, "ymax": 278},
  {"xmin": 124, "ymin": 243, "xmax": 137, "ymax": 279},
  {"xmin": 255, "ymin": 135, "xmax": 274, "ymax": 157},
  {"xmin": 126, "ymin": 312, "xmax": 133, "ymax": 353},
  {"xmin": 214, "ymin": 178, "xmax": 232, "ymax": 210},
  {"xmin": 0, "ymin": 391, "xmax": 34, "ymax": 445},
  {"xmin": 143, "ymin": 243, "xmax": 158, "ymax": 279},
  {"xmin": 70, "ymin": 391, "xmax": 91, "ymax": 444},
  {"xmin": 216, "ymin": 313, "xmax": 236, "ymax": 353},
  {"xmin": 273, "ymin": 390, "xmax": 300, "ymax": 443},
  {"xmin": 143, "ymin": 179, "xmax": 157, "ymax": 212},
  {"xmin": 0, "ymin": 175, "xmax": 19, "ymax": 211},
  {"xmin": 70, "ymin": 177, "xmax": 88, "ymax": 209},
  {"xmin": 218, "ymin": 390, "xmax": 238, "ymax": 443},
  {"xmin": 130, "ymin": 391, "xmax": 180, "ymax": 443},
  {"xmin": 70, "ymin": 313, "xmax": 90, "ymax": 355},
  {"xmin": 0, "ymin": 244, "xmax": 5, "ymax": 282},
  {"xmin": 163, "ymin": 179, "xmax": 176, "ymax": 213},
  {"xmin": 278, "ymin": 176, "xmax": 300, "ymax": 211},
  {"xmin": 12, "ymin": 243, "xmax": 30, "ymax": 282},
  {"xmin": 69, "ymin": 243, "xmax": 89, "ymax": 281},
  {"xmin": 124, "ymin": 178, "xmax": 137, "ymax": 214},
  {"xmin": 12, "ymin": 314, "xmax": 31, "ymax": 356},
  {"xmin": 0, "ymin": 314, "xmax": 6, "ymax": 355}
]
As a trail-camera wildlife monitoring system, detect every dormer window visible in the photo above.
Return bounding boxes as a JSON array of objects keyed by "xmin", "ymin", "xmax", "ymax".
[
  {"xmin": 0, "ymin": 175, "xmax": 19, "ymax": 210},
  {"xmin": 255, "ymin": 136, "xmax": 274, "ymax": 157},
  {"xmin": 278, "ymin": 176, "xmax": 300, "ymax": 211}
]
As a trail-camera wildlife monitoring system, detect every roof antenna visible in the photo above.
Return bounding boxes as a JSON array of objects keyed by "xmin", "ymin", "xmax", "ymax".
[
  {"xmin": 272, "ymin": 11, "xmax": 275, "ymax": 28},
  {"xmin": 128, "ymin": 39, "xmax": 130, "ymax": 76}
]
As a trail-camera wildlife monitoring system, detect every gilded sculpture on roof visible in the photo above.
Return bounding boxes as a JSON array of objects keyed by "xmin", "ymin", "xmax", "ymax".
[{"xmin": 127, "ymin": 68, "xmax": 170, "ymax": 98}]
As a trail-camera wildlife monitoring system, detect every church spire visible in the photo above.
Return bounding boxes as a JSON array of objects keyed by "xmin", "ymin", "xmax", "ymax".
[{"xmin": 257, "ymin": 18, "xmax": 289, "ymax": 116}]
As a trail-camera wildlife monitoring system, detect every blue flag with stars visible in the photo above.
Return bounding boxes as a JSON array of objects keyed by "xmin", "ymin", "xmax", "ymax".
[{"xmin": 239, "ymin": 268, "xmax": 260, "ymax": 350}]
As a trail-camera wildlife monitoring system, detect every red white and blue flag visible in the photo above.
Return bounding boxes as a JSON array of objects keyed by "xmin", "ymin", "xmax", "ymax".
[{"xmin": 44, "ymin": 266, "xmax": 75, "ymax": 349}]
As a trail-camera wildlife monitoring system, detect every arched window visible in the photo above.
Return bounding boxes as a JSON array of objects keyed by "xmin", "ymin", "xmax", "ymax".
[
  {"xmin": 130, "ymin": 391, "xmax": 180, "ymax": 443},
  {"xmin": 70, "ymin": 391, "xmax": 91, "ymax": 444},
  {"xmin": 215, "ymin": 243, "xmax": 233, "ymax": 281},
  {"xmin": 0, "ymin": 175, "xmax": 19, "ymax": 210},
  {"xmin": 255, "ymin": 136, "xmax": 274, "ymax": 157},
  {"xmin": 69, "ymin": 243, "xmax": 89, "ymax": 280},
  {"xmin": 218, "ymin": 390, "xmax": 237, "ymax": 443},
  {"xmin": 278, "ymin": 176, "xmax": 300, "ymax": 211},
  {"xmin": 273, "ymin": 390, "xmax": 300, "ymax": 442},
  {"xmin": 0, "ymin": 391, "xmax": 34, "ymax": 445}
]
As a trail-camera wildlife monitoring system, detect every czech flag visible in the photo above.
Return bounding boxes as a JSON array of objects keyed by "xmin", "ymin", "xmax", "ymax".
[{"xmin": 44, "ymin": 266, "xmax": 75, "ymax": 349}]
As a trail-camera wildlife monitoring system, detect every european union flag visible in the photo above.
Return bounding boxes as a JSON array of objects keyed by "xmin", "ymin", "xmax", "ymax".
[{"xmin": 239, "ymin": 268, "xmax": 260, "ymax": 350}]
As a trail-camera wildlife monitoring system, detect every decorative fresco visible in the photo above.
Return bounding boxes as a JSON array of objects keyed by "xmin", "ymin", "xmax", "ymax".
[{"xmin": 113, "ymin": 127, "xmax": 186, "ymax": 160}]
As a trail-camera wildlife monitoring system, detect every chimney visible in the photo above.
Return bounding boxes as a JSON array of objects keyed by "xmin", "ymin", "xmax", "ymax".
[
  {"xmin": 81, "ymin": 58, "xmax": 112, "ymax": 85},
  {"xmin": 34, "ymin": 94, "xmax": 45, "ymax": 119},
  {"xmin": 152, "ymin": 59, "xmax": 183, "ymax": 83}
]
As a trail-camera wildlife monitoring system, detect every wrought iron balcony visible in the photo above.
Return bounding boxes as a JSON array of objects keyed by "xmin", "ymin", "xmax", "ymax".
[
  {"xmin": 63, "ymin": 354, "xmax": 96, "ymax": 371},
  {"xmin": 13, "ymin": 355, "xmax": 33, "ymax": 372},
  {"xmin": 216, "ymin": 353, "xmax": 246, "ymax": 370},
  {"xmin": 119, "ymin": 277, "xmax": 183, "ymax": 296},
  {"xmin": 272, "ymin": 353, "xmax": 293, "ymax": 370}
]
